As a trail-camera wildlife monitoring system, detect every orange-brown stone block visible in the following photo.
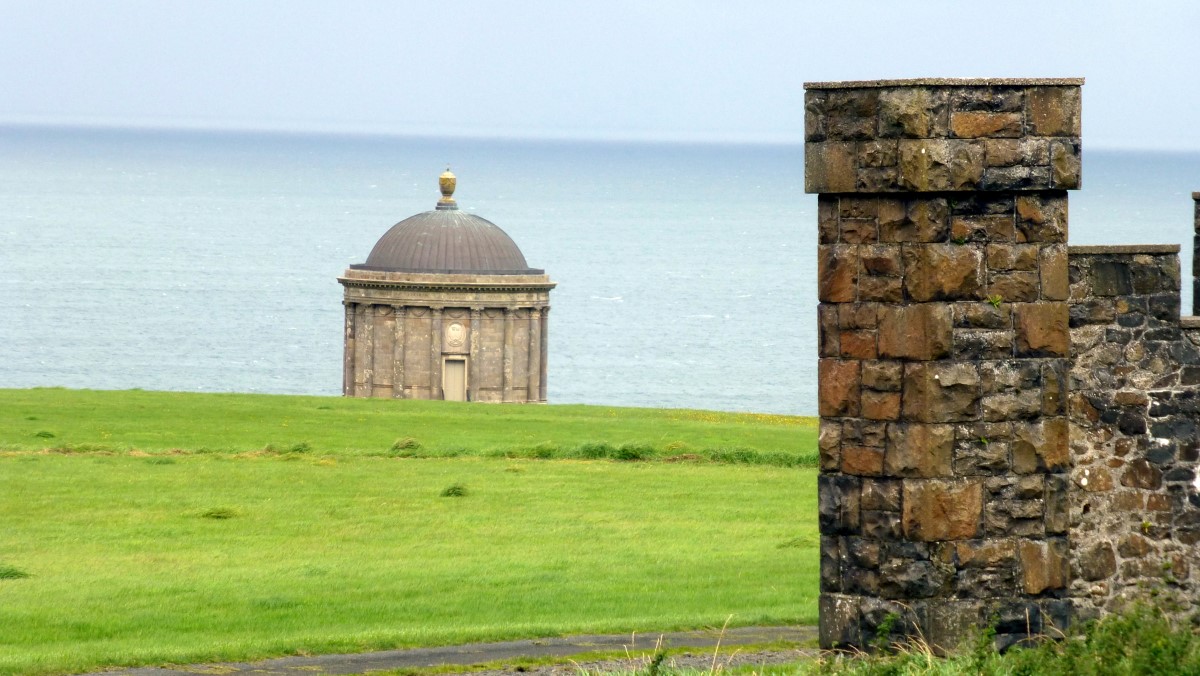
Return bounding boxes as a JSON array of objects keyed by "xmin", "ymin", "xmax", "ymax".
[
  {"xmin": 1012, "ymin": 417, "xmax": 1069, "ymax": 473},
  {"xmin": 1026, "ymin": 86, "xmax": 1081, "ymax": 137},
  {"xmin": 1014, "ymin": 302, "xmax": 1069, "ymax": 356},
  {"xmin": 819, "ymin": 359, "xmax": 861, "ymax": 417},
  {"xmin": 885, "ymin": 423, "xmax": 954, "ymax": 477},
  {"xmin": 951, "ymin": 111, "xmax": 1023, "ymax": 139},
  {"xmin": 1019, "ymin": 538, "xmax": 1068, "ymax": 594},
  {"xmin": 843, "ymin": 446, "xmax": 885, "ymax": 476},
  {"xmin": 901, "ymin": 362, "xmax": 980, "ymax": 423},
  {"xmin": 819, "ymin": 244, "xmax": 859, "ymax": 302},
  {"xmin": 903, "ymin": 245, "xmax": 985, "ymax": 302},
  {"xmin": 861, "ymin": 391, "xmax": 901, "ymax": 421},
  {"xmin": 877, "ymin": 304, "xmax": 953, "ymax": 360},
  {"xmin": 902, "ymin": 479, "xmax": 983, "ymax": 541}
]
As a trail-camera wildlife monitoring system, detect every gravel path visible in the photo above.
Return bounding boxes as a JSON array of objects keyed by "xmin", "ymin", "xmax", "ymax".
[{"xmin": 89, "ymin": 626, "xmax": 817, "ymax": 676}]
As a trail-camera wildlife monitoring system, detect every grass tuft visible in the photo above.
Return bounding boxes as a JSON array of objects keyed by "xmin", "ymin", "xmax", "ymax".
[
  {"xmin": 199, "ymin": 507, "xmax": 239, "ymax": 520},
  {"xmin": 440, "ymin": 482, "xmax": 468, "ymax": 498},
  {"xmin": 0, "ymin": 564, "xmax": 31, "ymax": 580},
  {"xmin": 33, "ymin": 430, "xmax": 55, "ymax": 439}
]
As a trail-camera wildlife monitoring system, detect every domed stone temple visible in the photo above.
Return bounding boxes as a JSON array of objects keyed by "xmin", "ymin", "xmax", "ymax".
[{"xmin": 339, "ymin": 171, "xmax": 554, "ymax": 402}]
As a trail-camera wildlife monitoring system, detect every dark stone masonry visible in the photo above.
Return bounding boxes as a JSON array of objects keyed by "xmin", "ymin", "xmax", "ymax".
[{"xmin": 808, "ymin": 78, "xmax": 1200, "ymax": 651}]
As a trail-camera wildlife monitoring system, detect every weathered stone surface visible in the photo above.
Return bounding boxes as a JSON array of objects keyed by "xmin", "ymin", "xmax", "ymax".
[
  {"xmin": 839, "ymin": 330, "xmax": 878, "ymax": 360},
  {"xmin": 879, "ymin": 87, "xmax": 940, "ymax": 138},
  {"xmin": 1015, "ymin": 194, "xmax": 1068, "ymax": 243},
  {"xmin": 902, "ymin": 479, "xmax": 983, "ymax": 541},
  {"xmin": 1040, "ymin": 244, "xmax": 1070, "ymax": 300},
  {"xmin": 1011, "ymin": 417, "xmax": 1069, "ymax": 473},
  {"xmin": 1019, "ymin": 538, "xmax": 1068, "ymax": 594},
  {"xmin": 862, "ymin": 360, "xmax": 903, "ymax": 392},
  {"xmin": 951, "ymin": 111, "xmax": 1022, "ymax": 138},
  {"xmin": 1026, "ymin": 87, "xmax": 1081, "ymax": 137},
  {"xmin": 878, "ymin": 304, "xmax": 953, "ymax": 360},
  {"xmin": 819, "ymin": 420, "xmax": 842, "ymax": 472},
  {"xmin": 880, "ymin": 198, "xmax": 949, "ymax": 242},
  {"xmin": 843, "ymin": 445, "xmax": 885, "ymax": 476},
  {"xmin": 1014, "ymin": 302, "xmax": 1069, "ymax": 356},
  {"xmin": 861, "ymin": 390, "xmax": 901, "ymax": 421},
  {"xmin": 861, "ymin": 478, "xmax": 902, "ymax": 511},
  {"xmin": 885, "ymin": 423, "xmax": 954, "ymax": 477},
  {"xmin": 819, "ymin": 359, "xmax": 861, "ymax": 417},
  {"xmin": 902, "ymin": 362, "xmax": 980, "ymax": 423},
  {"xmin": 1076, "ymin": 542, "xmax": 1116, "ymax": 581},
  {"xmin": 805, "ymin": 142, "xmax": 857, "ymax": 193},
  {"xmin": 904, "ymin": 245, "xmax": 985, "ymax": 302},
  {"xmin": 818, "ymin": 244, "xmax": 859, "ymax": 302},
  {"xmin": 819, "ymin": 474, "xmax": 862, "ymax": 535}
]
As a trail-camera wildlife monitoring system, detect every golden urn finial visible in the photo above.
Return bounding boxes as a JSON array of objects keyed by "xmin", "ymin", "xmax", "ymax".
[{"xmin": 437, "ymin": 167, "xmax": 457, "ymax": 210}]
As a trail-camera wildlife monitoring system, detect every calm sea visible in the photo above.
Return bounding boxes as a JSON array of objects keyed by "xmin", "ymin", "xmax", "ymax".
[{"xmin": 1, "ymin": 126, "xmax": 1197, "ymax": 415}]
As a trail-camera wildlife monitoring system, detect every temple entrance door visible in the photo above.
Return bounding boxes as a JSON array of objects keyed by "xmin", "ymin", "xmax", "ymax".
[{"xmin": 443, "ymin": 359, "xmax": 467, "ymax": 401}]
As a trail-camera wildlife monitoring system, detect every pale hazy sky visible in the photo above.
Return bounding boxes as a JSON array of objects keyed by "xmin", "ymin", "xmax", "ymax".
[{"xmin": 2, "ymin": 1, "xmax": 1197, "ymax": 149}]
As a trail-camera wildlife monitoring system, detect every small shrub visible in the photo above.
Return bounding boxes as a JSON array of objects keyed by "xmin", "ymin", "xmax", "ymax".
[
  {"xmin": 0, "ymin": 565, "xmax": 31, "ymax": 580},
  {"xmin": 288, "ymin": 441, "xmax": 312, "ymax": 454},
  {"xmin": 440, "ymin": 483, "xmax": 467, "ymax": 498},
  {"xmin": 613, "ymin": 443, "xmax": 653, "ymax": 461},
  {"xmin": 576, "ymin": 442, "xmax": 615, "ymax": 460},
  {"xmin": 199, "ymin": 507, "xmax": 239, "ymax": 520},
  {"xmin": 391, "ymin": 437, "xmax": 421, "ymax": 454}
]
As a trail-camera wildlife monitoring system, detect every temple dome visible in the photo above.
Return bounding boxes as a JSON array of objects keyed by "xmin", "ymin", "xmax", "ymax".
[
  {"xmin": 359, "ymin": 210, "xmax": 539, "ymax": 275},
  {"xmin": 353, "ymin": 170, "xmax": 541, "ymax": 275}
]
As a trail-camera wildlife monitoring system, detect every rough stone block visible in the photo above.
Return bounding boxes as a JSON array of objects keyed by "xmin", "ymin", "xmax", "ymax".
[
  {"xmin": 819, "ymin": 474, "xmax": 862, "ymax": 535},
  {"xmin": 805, "ymin": 142, "xmax": 858, "ymax": 193},
  {"xmin": 885, "ymin": 423, "xmax": 954, "ymax": 478},
  {"xmin": 1014, "ymin": 302, "xmax": 1069, "ymax": 357},
  {"xmin": 1050, "ymin": 139, "xmax": 1082, "ymax": 189},
  {"xmin": 818, "ymin": 420, "xmax": 842, "ymax": 472},
  {"xmin": 903, "ymin": 245, "xmax": 984, "ymax": 302},
  {"xmin": 955, "ymin": 302, "xmax": 1012, "ymax": 329},
  {"xmin": 861, "ymin": 478, "xmax": 902, "ymax": 511},
  {"xmin": 818, "ymin": 195, "xmax": 840, "ymax": 244},
  {"xmin": 843, "ymin": 445, "xmax": 885, "ymax": 476},
  {"xmin": 839, "ymin": 330, "xmax": 878, "ymax": 360},
  {"xmin": 1011, "ymin": 417, "xmax": 1070, "ymax": 473},
  {"xmin": 1076, "ymin": 542, "xmax": 1117, "ymax": 581},
  {"xmin": 1044, "ymin": 475, "xmax": 1070, "ymax": 534},
  {"xmin": 1027, "ymin": 86, "xmax": 1081, "ymax": 137},
  {"xmin": 819, "ymin": 359, "xmax": 861, "ymax": 417},
  {"xmin": 818, "ymin": 304, "xmax": 839, "ymax": 357},
  {"xmin": 953, "ymin": 329, "xmax": 1014, "ymax": 360},
  {"xmin": 819, "ymin": 593, "xmax": 862, "ymax": 648},
  {"xmin": 988, "ymin": 271, "xmax": 1041, "ymax": 303},
  {"xmin": 877, "ymin": 304, "xmax": 953, "ymax": 360},
  {"xmin": 1015, "ymin": 194, "xmax": 1068, "ymax": 243},
  {"xmin": 987, "ymin": 243, "xmax": 1040, "ymax": 271},
  {"xmin": 879, "ymin": 87, "xmax": 942, "ymax": 138},
  {"xmin": 953, "ymin": 215, "xmax": 1016, "ymax": 243},
  {"xmin": 902, "ymin": 478, "xmax": 983, "ymax": 541},
  {"xmin": 902, "ymin": 362, "xmax": 980, "ymax": 423},
  {"xmin": 861, "ymin": 390, "xmax": 901, "ymax": 421},
  {"xmin": 951, "ymin": 111, "xmax": 1023, "ymax": 138},
  {"xmin": 1020, "ymin": 538, "xmax": 1068, "ymax": 594},
  {"xmin": 862, "ymin": 360, "xmax": 903, "ymax": 392},
  {"xmin": 818, "ymin": 244, "xmax": 859, "ymax": 302},
  {"xmin": 1039, "ymin": 244, "xmax": 1070, "ymax": 300},
  {"xmin": 879, "ymin": 198, "xmax": 950, "ymax": 243},
  {"xmin": 820, "ymin": 536, "xmax": 841, "ymax": 592}
]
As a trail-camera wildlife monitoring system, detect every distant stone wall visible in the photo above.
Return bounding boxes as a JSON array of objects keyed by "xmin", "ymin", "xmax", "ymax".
[
  {"xmin": 807, "ymin": 78, "xmax": 1082, "ymax": 651},
  {"xmin": 1068, "ymin": 245, "xmax": 1200, "ymax": 620}
]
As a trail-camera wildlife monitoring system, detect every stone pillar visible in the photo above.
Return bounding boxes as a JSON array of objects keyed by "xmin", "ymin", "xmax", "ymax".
[
  {"xmin": 1193, "ymin": 192, "xmax": 1200, "ymax": 316},
  {"xmin": 430, "ymin": 307, "xmax": 443, "ymax": 400},
  {"xmin": 343, "ymin": 302, "xmax": 356, "ymax": 396},
  {"xmin": 356, "ymin": 304, "xmax": 375, "ymax": 397},
  {"xmin": 806, "ymin": 78, "xmax": 1081, "ymax": 651},
  {"xmin": 539, "ymin": 307, "xmax": 550, "ymax": 402},
  {"xmin": 502, "ymin": 307, "xmax": 515, "ymax": 402},
  {"xmin": 392, "ymin": 306, "xmax": 407, "ymax": 399},
  {"xmin": 527, "ymin": 307, "xmax": 542, "ymax": 401},
  {"xmin": 469, "ymin": 307, "xmax": 483, "ymax": 402}
]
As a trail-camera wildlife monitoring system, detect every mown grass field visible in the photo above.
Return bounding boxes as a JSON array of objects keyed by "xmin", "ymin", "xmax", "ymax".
[{"xmin": 0, "ymin": 389, "xmax": 819, "ymax": 676}]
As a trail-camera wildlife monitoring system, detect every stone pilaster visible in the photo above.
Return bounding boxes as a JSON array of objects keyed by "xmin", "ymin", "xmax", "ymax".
[
  {"xmin": 343, "ymin": 302, "xmax": 356, "ymax": 396},
  {"xmin": 392, "ymin": 306, "xmax": 407, "ymax": 399},
  {"xmin": 527, "ymin": 307, "xmax": 542, "ymax": 401},
  {"xmin": 469, "ymin": 307, "xmax": 483, "ymax": 402},
  {"xmin": 356, "ymin": 304, "xmax": 375, "ymax": 397},
  {"xmin": 430, "ymin": 307, "xmax": 443, "ymax": 400},
  {"xmin": 539, "ymin": 307, "xmax": 550, "ymax": 402},
  {"xmin": 502, "ymin": 307, "xmax": 515, "ymax": 402},
  {"xmin": 807, "ymin": 78, "xmax": 1081, "ymax": 651}
]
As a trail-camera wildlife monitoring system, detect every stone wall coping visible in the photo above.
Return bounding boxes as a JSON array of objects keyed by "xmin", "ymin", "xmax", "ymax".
[
  {"xmin": 1067, "ymin": 244, "xmax": 1181, "ymax": 255},
  {"xmin": 1181, "ymin": 316, "xmax": 1200, "ymax": 329},
  {"xmin": 803, "ymin": 77, "xmax": 1085, "ymax": 90},
  {"xmin": 1192, "ymin": 191, "xmax": 1200, "ymax": 200}
]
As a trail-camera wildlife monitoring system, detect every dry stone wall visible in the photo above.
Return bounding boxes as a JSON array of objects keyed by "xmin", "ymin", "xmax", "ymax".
[
  {"xmin": 808, "ymin": 79, "xmax": 1081, "ymax": 652},
  {"xmin": 1068, "ymin": 245, "xmax": 1200, "ymax": 620}
]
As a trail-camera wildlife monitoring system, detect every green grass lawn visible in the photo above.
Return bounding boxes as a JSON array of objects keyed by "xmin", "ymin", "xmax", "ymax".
[
  {"xmin": 0, "ymin": 389, "xmax": 819, "ymax": 676},
  {"xmin": 0, "ymin": 388, "xmax": 817, "ymax": 465}
]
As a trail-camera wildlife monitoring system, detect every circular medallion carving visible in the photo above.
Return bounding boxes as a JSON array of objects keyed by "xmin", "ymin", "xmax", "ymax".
[{"xmin": 446, "ymin": 322, "xmax": 466, "ymax": 348}]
